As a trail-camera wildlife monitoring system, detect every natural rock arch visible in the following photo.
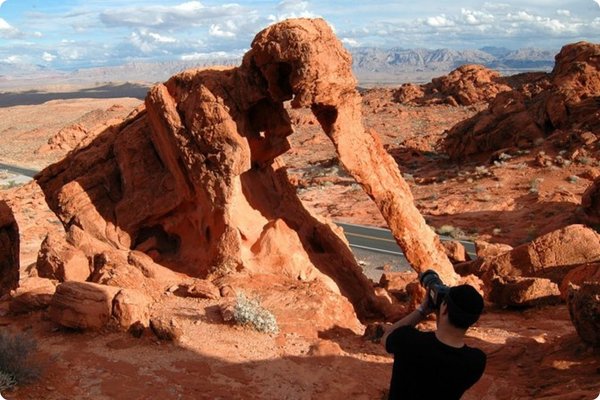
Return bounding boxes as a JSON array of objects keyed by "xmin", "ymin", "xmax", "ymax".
[{"xmin": 36, "ymin": 18, "xmax": 456, "ymax": 320}]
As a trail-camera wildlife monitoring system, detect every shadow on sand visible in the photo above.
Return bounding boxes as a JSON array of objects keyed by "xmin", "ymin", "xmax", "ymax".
[{"xmin": 0, "ymin": 82, "xmax": 150, "ymax": 107}]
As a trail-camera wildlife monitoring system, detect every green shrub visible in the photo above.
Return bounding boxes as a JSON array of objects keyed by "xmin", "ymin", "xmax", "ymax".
[
  {"xmin": 0, "ymin": 331, "xmax": 41, "ymax": 390},
  {"xmin": 233, "ymin": 293, "xmax": 279, "ymax": 334}
]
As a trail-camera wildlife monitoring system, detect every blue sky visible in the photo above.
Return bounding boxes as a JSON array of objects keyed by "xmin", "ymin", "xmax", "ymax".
[{"xmin": 1, "ymin": 0, "xmax": 600, "ymax": 70}]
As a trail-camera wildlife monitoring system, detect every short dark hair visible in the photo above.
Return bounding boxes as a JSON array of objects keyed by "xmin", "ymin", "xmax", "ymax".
[{"xmin": 444, "ymin": 284, "xmax": 484, "ymax": 329}]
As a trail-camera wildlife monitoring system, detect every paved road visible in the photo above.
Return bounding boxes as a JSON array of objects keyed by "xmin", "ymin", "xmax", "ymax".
[
  {"xmin": 0, "ymin": 163, "xmax": 38, "ymax": 178},
  {"xmin": 336, "ymin": 221, "xmax": 477, "ymax": 260}
]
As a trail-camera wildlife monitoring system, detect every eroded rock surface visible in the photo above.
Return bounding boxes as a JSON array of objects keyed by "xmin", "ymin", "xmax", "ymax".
[
  {"xmin": 444, "ymin": 42, "xmax": 600, "ymax": 159},
  {"xmin": 0, "ymin": 200, "xmax": 19, "ymax": 297},
  {"xmin": 36, "ymin": 18, "xmax": 455, "ymax": 320},
  {"xmin": 567, "ymin": 283, "xmax": 600, "ymax": 346},
  {"xmin": 394, "ymin": 64, "xmax": 512, "ymax": 106}
]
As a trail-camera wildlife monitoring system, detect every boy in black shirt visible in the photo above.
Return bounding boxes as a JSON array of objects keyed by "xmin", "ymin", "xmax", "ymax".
[{"xmin": 382, "ymin": 284, "xmax": 486, "ymax": 399}]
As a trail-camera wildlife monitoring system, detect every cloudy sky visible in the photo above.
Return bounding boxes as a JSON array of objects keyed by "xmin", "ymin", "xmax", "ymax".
[{"xmin": 1, "ymin": 0, "xmax": 599, "ymax": 70}]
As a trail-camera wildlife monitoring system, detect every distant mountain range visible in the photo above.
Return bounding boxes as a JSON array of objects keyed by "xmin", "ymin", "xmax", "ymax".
[
  {"xmin": 351, "ymin": 46, "xmax": 555, "ymax": 73},
  {"xmin": 0, "ymin": 46, "xmax": 557, "ymax": 90}
]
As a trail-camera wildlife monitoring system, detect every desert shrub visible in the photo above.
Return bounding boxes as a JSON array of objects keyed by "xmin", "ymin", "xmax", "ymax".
[
  {"xmin": 0, "ymin": 180, "xmax": 22, "ymax": 190},
  {"xmin": 529, "ymin": 177, "xmax": 543, "ymax": 194},
  {"xmin": 0, "ymin": 370, "xmax": 17, "ymax": 392},
  {"xmin": 233, "ymin": 293, "xmax": 279, "ymax": 334},
  {"xmin": 0, "ymin": 331, "xmax": 41, "ymax": 389}
]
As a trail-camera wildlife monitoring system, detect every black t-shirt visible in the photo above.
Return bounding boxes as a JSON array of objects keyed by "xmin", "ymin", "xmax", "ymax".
[{"xmin": 385, "ymin": 326, "xmax": 486, "ymax": 400}]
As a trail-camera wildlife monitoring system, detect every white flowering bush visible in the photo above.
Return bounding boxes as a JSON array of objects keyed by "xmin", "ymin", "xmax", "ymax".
[{"xmin": 233, "ymin": 293, "xmax": 279, "ymax": 334}]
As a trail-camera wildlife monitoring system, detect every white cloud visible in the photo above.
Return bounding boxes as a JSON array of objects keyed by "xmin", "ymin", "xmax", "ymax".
[
  {"xmin": 341, "ymin": 37, "xmax": 359, "ymax": 47},
  {"xmin": 507, "ymin": 11, "xmax": 536, "ymax": 22},
  {"xmin": 147, "ymin": 32, "xmax": 177, "ymax": 43},
  {"xmin": 594, "ymin": 0, "xmax": 600, "ymax": 8},
  {"xmin": 0, "ymin": 17, "xmax": 20, "ymax": 38},
  {"xmin": 209, "ymin": 24, "xmax": 236, "ymax": 38},
  {"xmin": 100, "ymin": 2, "xmax": 249, "ymax": 29},
  {"xmin": 556, "ymin": 9, "xmax": 570, "ymax": 16},
  {"xmin": 58, "ymin": 48, "xmax": 82, "ymax": 60},
  {"xmin": 0, "ymin": 0, "xmax": 6, "ymax": 9},
  {"xmin": 269, "ymin": 0, "xmax": 319, "ymax": 22},
  {"xmin": 174, "ymin": 1, "xmax": 203, "ymax": 12},
  {"xmin": 2, "ymin": 55, "xmax": 21, "ymax": 63},
  {"xmin": 42, "ymin": 52, "xmax": 56, "ymax": 62},
  {"xmin": 460, "ymin": 9, "xmax": 495, "ymax": 25},
  {"xmin": 180, "ymin": 50, "xmax": 244, "ymax": 61},
  {"xmin": 425, "ymin": 15, "xmax": 455, "ymax": 27}
]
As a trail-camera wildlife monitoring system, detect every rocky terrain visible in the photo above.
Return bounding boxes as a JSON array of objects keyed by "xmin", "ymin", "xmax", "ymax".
[{"xmin": 0, "ymin": 19, "xmax": 599, "ymax": 400}]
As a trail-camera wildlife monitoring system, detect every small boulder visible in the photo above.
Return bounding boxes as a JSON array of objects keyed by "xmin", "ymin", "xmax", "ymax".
[
  {"xmin": 175, "ymin": 279, "xmax": 221, "ymax": 300},
  {"xmin": 379, "ymin": 271, "xmax": 418, "ymax": 302},
  {"xmin": 567, "ymin": 283, "xmax": 600, "ymax": 346},
  {"xmin": 481, "ymin": 225, "xmax": 600, "ymax": 285},
  {"xmin": 37, "ymin": 233, "xmax": 91, "ymax": 282},
  {"xmin": 487, "ymin": 276, "xmax": 561, "ymax": 307},
  {"xmin": 112, "ymin": 289, "xmax": 151, "ymax": 329},
  {"xmin": 474, "ymin": 240, "xmax": 513, "ymax": 259},
  {"xmin": 442, "ymin": 240, "xmax": 470, "ymax": 263},
  {"xmin": 49, "ymin": 281, "xmax": 120, "ymax": 330},
  {"xmin": 560, "ymin": 262, "xmax": 600, "ymax": 300},
  {"xmin": 149, "ymin": 316, "xmax": 183, "ymax": 341},
  {"xmin": 9, "ymin": 277, "xmax": 56, "ymax": 314}
]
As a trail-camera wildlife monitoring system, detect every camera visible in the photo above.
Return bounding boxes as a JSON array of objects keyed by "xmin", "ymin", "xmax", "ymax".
[{"xmin": 419, "ymin": 269, "xmax": 450, "ymax": 309}]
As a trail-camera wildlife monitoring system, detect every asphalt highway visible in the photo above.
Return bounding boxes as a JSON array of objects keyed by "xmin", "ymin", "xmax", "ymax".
[
  {"xmin": 0, "ymin": 163, "xmax": 38, "ymax": 178},
  {"xmin": 336, "ymin": 221, "xmax": 477, "ymax": 261}
]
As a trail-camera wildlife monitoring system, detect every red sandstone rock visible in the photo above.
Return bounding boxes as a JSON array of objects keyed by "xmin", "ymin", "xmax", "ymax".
[
  {"xmin": 488, "ymin": 276, "xmax": 560, "ymax": 307},
  {"xmin": 444, "ymin": 42, "xmax": 600, "ymax": 159},
  {"xmin": 395, "ymin": 64, "xmax": 511, "ymax": 106},
  {"xmin": 379, "ymin": 271, "xmax": 418, "ymax": 302},
  {"xmin": 567, "ymin": 282, "xmax": 600, "ymax": 346},
  {"xmin": 49, "ymin": 281, "xmax": 121, "ymax": 330},
  {"xmin": 481, "ymin": 225, "xmax": 600, "ymax": 285},
  {"xmin": 560, "ymin": 262, "xmax": 600, "ymax": 300},
  {"xmin": 112, "ymin": 288, "xmax": 151, "ymax": 329},
  {"xmin": 0, "ymin": 200, "xmax": 19, "ymax": 297},
  {"xmin": 35, "ymin": 18, "xmax": 455, "ymax": 321},
  {"xmin": 9, "ymin": 277, "xmax": 56, "ymax": 314},
  {"xmin": 176, "ymin": 279, "xmax": 220, "ymax": 300},
  {"xmin": 580, "ymin": 176, "xmax": 600, "ymax": 225},
  {"xmin": 149, "ymin": 316, "xmax": 184, "ymax": 341},
  {"xmin": 474, "ymin": 240, "xmax": 513, "ymax": 259},
  {"xmin": 441, "ymin": 240, "xmax": 470, "ymax": 263},
  {"xmin": 37, "ymin": 232, "xmax": 91, "ymax": 282}
]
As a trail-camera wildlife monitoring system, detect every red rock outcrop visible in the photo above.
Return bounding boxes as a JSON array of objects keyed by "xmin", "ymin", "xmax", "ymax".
[
  {"xmin": 394, "ymin": 64, "xmax": 512, "ymax": 106},
  {"xmin": 35, "ymin": 19, "xmax": 456, "ymax": 321},
  {"xmin": 488, "ymin": 276, "xmax": 560, "ymax": 307},
  {"xmin": 0, "ymin": 200, "xmax": 19, "ymax": 297},
  {"xmin": 560, "ymin": 262, "xmax": 600, "ymax": 299},
  {"xmin": 9, "ymin": 277, "xmax": 56, "ymax": 314},
  {"xmin": 580, "ymin": 175, "xmax": 600, "ymax": 225},
  {"xmin": 444, "ymin": 41, "xmax": 600, "ymax": 159},
  {"xmin": 481, "ymin": 225, "xmax": 600, "ymax": 285},
  {"xmin": 567, "ymin": 282, "xmax": 600, "ymax": 346},
  {"xmin": 37, "ymin": 232, "xmax": 91, "ymax": 282},
  {"xmin": 49, "ymin": 281, "xmax": 122, "ymax": 330}
]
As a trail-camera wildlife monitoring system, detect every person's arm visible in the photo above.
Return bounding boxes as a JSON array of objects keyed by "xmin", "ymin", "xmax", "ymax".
[{"xmin": 381, "ymin": 298, "xmax": 433, "ymax": 349}]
